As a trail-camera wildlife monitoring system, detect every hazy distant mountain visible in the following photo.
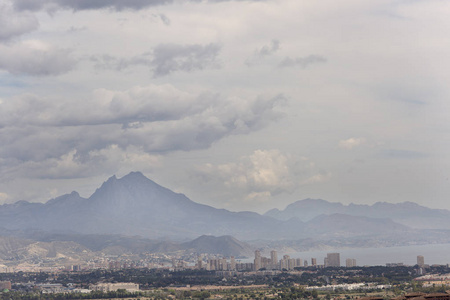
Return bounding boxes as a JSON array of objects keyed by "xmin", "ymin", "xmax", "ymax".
[
  {"xmin": 265, "ymin": 198, "xmax": 450, "ymax": 229},
  {"xmin": 0, "ymin": 172, "xmax": 445, "ymax": 244},
  {"xmin": 181, "ymin": 235, "xmax": 253, "ymax": 257},
  {"xmin": 265, "ymin": 199, "xmax": 344, "ymax": 221},
  {"xmin": 0, "ymin": 172, "xmax": 293, "ymax": 240},
  {"xmin": 304, "ymin": 213, "xmax": 409, "ymax": 237}
]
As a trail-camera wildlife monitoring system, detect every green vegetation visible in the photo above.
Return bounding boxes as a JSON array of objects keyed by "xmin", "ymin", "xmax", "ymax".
[
  {"xmin": 0, "ymin": 290, "xmax": 143, "ymax": 300},
  {"xmin": 0, "ymin": 265, "xmax": 435, "ymax": 289}
]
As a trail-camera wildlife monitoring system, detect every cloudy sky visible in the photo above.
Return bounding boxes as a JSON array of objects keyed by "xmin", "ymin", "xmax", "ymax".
[{"xmin": 1, "ymin": 0, "xmax": 449, "ymax": 213}]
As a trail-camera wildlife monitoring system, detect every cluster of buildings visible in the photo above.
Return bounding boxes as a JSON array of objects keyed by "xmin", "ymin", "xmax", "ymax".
[
  {"xmin": 33, "ymin": 282, "xmax": 139, "ymax": 294},
  {"xmin": 306, "ymin": 282, "xmax": 392, "ymax": 291},
  {"xmin": 346, "ymin": 258, "xmax": 357, "ymax": 267},
  {"xmin": 89, "ymin": 282, "xmax": 139, "ymax": 293},
  {"xmin": 415, "ymin": 272, "xmax": 450, "ymax": 287},
  {"xmin": 2, "ymin": 250, "xmax": 428, "ymax": 275},
  {"xmin": 387, "ymin": 256, "xmax": 427, "ymax": 269},
  {"xmin": 204, "ymin": 251, "xmax": 357, "ymax": 271}
]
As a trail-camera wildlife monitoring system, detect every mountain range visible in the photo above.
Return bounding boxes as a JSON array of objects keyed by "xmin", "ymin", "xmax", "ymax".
[
  {"xmin": 0, "ymin": 172, "xmax": 289, "ymax": 240},
  {"xmin": 0, "ymin": 172, "xmax": 449, "ymax": 246},
  {"xmin": 265, "ymin": 198, "xmax": 450, "ymax": 229}
]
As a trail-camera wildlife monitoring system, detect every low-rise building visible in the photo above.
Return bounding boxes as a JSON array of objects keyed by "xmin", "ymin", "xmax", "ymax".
[{"xmin": 90, "ymin": 282, "xmax": 139, "ymax": 293}]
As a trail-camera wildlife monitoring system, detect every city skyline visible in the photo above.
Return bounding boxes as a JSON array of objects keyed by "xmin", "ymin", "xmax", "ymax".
[{"xmin": 199, "ymin": 250, "xmax": 436, "ymax": 272}]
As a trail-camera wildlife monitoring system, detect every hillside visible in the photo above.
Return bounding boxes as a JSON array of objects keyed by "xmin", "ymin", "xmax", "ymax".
[
  {"xmin": 181, "ymin": 235, "xmax": 253, "ymax": 257},
  {"xmin": 0, "ymin": 233, "xmax": 254, "ymax": 265}
]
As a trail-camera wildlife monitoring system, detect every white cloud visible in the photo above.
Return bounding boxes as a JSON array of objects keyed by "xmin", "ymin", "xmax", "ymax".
[
  {"xmin": 338, "ymin": 138, "xmax": 366, "ymax": 150},
  {"xmin": 4, "ymin": 145, "xmax": 162, "ymax": 180},
  {"xmin": 301, "ymin": 172, "xmax": 332, "ymax": 185},
  {"xmin": 0, "ymin": 192, "xmax": 8, "ymax": 202},
  {"xmin": 193, "ymin": 150, "xmax": 330, "ymax": 205}
]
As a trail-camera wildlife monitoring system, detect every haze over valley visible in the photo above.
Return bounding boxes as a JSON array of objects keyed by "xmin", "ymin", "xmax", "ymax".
[{"xmin": 0, "ymin": 172, "xmax": 449, "ymax": 268}]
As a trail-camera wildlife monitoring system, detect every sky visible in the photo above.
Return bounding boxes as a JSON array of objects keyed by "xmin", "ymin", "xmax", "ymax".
[{"xmin": 0, "ymin": 0, "xmax": 449, "ymax": 214}]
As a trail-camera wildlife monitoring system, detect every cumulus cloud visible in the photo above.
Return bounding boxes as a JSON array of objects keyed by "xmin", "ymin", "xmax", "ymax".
[
  {"xmin": 278, "ymin": 54, "xmax": 326, "ymax": 68},
  {"xmin": 301, "ymin": 172, "xmax": 332, "ymax": 185},
  {"xmin": 338, "ymin": 137, "xmax": 366, "ymax": 150},
  {"xmin": 193, "ymin": 150, "xmax": 330, "ymax": 203},
  {"xmin": 0, "ymin": 40, "xmax": 76, "ymax": 76},
  {"xmin": 91, "ymin": 43, "xmax": 221, "ymax": 77},
  {"xmin": 3, "ymin": 145, "xmax": 162, "ymax": 180},
  {"xmin": 245, "ymin": 39, "xmax": 280, "ymax": 66},
  {"xmin": 0, "ymin": 2, "xmax": 39, "ymax": 41},
  {"xmin": 0, "ymin": 85, "xmax": 285, "ymax": 178}
]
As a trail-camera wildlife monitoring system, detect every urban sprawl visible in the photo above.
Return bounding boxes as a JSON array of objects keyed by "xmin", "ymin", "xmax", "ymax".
[{"xmin": 1, "ymin": 250, "xmax": 450, "ymax": 299}]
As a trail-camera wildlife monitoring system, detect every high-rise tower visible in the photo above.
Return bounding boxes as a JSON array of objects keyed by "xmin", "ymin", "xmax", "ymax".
[
  {"xmin": 417, "ymin": 255, "xmax": 425, "ymax": 267},
  {"xmin": 326, "ymin": 253, "xmax": 340, "ymax": 267},
  {"xmin": 254, "ymin": 250, "xmax": 261, "ymax": 271},
  {"xmin": 270, "ymin": 250, "xmax": 278, "ymax": 269}
]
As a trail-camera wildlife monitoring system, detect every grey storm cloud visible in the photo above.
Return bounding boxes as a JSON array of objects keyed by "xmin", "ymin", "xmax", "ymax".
[
  {"xmin": 245, "ymin": 40, "xmax": 280, "ymax": 66},
  {"xmin": 0, "ymin": 85, "xmax": 286, "ymax": 166},
  {"xmin": 0, "ymin": 43, "xmax": 76, "ymax": 76},
  {"xmin": 257, "ymin": 40, "xmax": 280, "ymax": 56},
  {"xmin": 0, "ymin": 2, "xmax": 39, "ymax": 41},
  {"xmin": 90, "ymin": 54, "xmax": 152, "ymax": 72},
  {"xmin": 151, "ymin": 43, "xmax": 221, "ymax": 77},
  {"xmin": 91, "ymin": 43, "xmax": 221, "ymax": 77},
  {"xmin": 12, "ymin": 0, "xmax": 173, "ymax": 12},
  {"xmin": 278, "ymin": 55, "xmax": 327, "ymax": 68},
  {"xmin": 156, "ymin": 14, "xmax": 171, "ymax": 25},
  {"xmin": 12, "ymin": 0, "xmax": 265, "ymax": 12}
]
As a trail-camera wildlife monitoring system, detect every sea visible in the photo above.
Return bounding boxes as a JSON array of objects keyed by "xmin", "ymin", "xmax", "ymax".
[{"xmin": 242, "ymin": 243, "xmax": 450, "ymax": 266}]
